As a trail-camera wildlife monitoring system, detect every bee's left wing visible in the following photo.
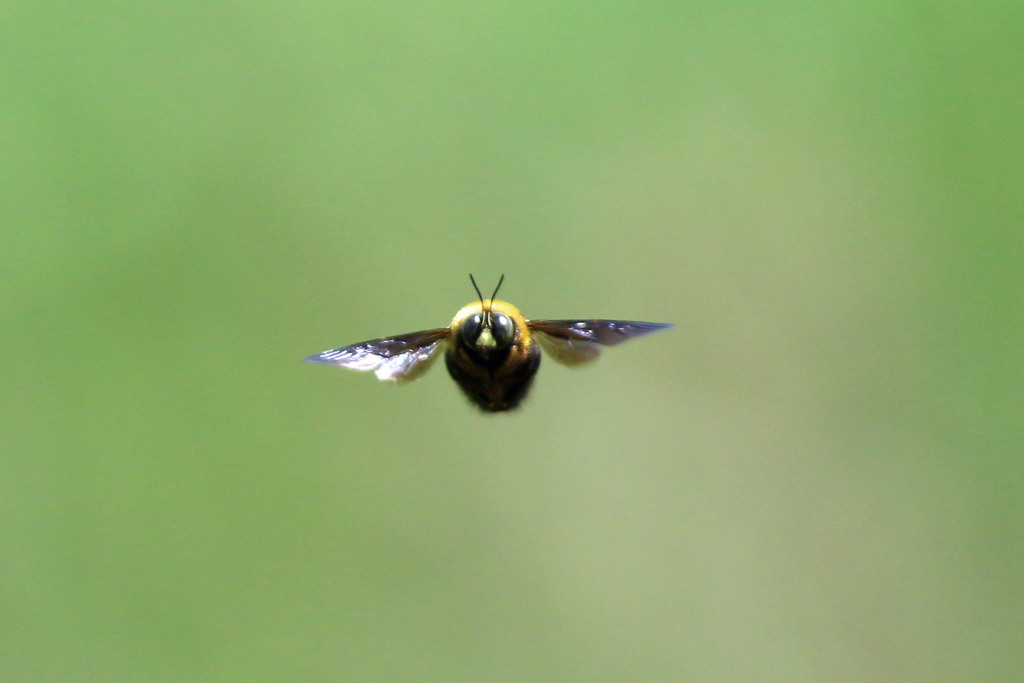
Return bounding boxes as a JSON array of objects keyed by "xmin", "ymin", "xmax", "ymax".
[
  {"xmin": 528, "ymin": 320, "xmax": 673, "ymax": 366},
  {"xmin": 304, "ymin": 328, "xmax": 450, "ymax": 382}
]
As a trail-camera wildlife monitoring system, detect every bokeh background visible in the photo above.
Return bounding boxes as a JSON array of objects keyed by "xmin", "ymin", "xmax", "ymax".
[{"xmin": 3, "ymin": 3, "xmax": 1021, "ymax": 680}]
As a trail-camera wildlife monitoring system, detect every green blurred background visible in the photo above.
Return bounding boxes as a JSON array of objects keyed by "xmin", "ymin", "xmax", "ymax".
[{"xmin": 3, "ymin": 3, "xmax": 1021, "ymax": 680}]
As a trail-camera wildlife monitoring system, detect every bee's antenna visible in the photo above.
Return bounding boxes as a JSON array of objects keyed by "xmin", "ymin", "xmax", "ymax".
[
  {"xmin": 469, "ymin": 273, "xmax": 485, "ymax": 306},
  {"xmin": 489, "ymin": 274, "xmax": 505, "ymax": 310},
  {"xmin": 469, "ymin": 274, "xmax": 504, "ymax": 326},
  {"xmin": 469, "ymin": 273, "xmax": 488, "ymax": 324}
]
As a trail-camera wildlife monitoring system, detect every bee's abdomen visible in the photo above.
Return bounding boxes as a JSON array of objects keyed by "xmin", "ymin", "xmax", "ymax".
[{"xmin": 444, "ymin": 344, "xmax": 541, "ymax": 412}]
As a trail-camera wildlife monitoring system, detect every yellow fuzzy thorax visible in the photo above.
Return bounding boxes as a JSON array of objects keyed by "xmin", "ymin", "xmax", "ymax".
[{"xmin": 450, "ymin": 299, "xmax": 531, "ymax": 344}]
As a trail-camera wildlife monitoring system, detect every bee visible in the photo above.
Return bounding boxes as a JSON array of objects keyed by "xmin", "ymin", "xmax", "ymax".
[{"xmin": 305, "ymin": 275, "xmax": 673, "ymax": 412}]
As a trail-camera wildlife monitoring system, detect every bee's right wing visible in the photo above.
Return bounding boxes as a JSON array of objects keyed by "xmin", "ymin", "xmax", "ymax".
[
  {"xmin": 528, "ymin": 319, "xmax": 674, "ymax": 366},
  {"xmin": 304, "ymin": 328, "xmax": 451, "ymax": 382}
]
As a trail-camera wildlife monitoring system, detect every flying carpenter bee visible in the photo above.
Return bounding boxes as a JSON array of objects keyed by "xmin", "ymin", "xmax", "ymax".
[{"xmin": 304, "ymin": 275, "xmax": 673, "ymax": 412}]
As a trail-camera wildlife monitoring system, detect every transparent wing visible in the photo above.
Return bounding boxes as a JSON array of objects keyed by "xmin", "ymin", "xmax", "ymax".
[
  {"xmin": 304, "ymin": 328, "xmax": 450, "ymax": 382},
  {"xmin": 528, "ymin": 320, "xmax": 673, "ymax": 366}
]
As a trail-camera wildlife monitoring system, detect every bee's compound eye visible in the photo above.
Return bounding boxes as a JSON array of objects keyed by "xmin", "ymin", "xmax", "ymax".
[
  {"xmin": 460, "ymin": 313, "xmax": 483, "ymax": 344},
  {"xmin": 492, "ymin": 313, "xmax": 515, "ymax": 347}
]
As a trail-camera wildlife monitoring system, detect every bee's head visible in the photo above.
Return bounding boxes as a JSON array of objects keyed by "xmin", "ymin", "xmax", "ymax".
[{"xmin": 460, "ymin": 274, "xmax": 515, "ymax": 354}]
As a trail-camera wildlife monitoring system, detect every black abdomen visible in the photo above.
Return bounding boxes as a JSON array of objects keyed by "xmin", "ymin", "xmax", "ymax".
[{"xmin": 444, "ymin": 345, "xmax": 541, "ymax": 412}]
